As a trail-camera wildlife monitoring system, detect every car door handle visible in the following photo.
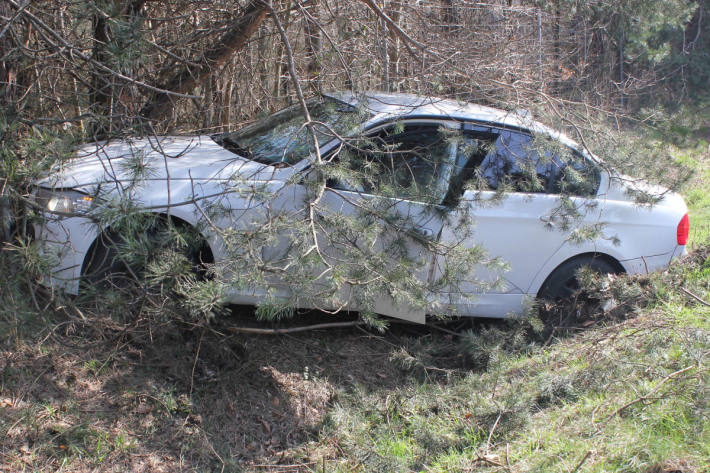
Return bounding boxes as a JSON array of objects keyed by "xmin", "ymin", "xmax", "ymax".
[{"xmin": 416, "ymin": 227, "xmax": 435, "ymax": 238}]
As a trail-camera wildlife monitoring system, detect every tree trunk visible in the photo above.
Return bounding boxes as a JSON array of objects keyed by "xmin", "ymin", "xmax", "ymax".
[
  {"xmin": 273, "ymin": 0, "xmax": 293, "ymax": 102},
  {"xmin": 140, "ymin": 0, "xmax": 269, "ymax": 122},
  {"xmin": 441, "ymin": 0, "xmax": 459, "ymax": 34},
  {"xmin": 89, "ymin": 0, "xmax": 147, "ymax": 136},
  {"xmin": 303, "ymin": 0, "xmax": 322, "ymax": 93},
  {"xmin": 89, "ymin": 11, "xmax": 111, "ymax": 133},
  {"xmin": 386, "ymin": 1, "xmax": 402, "ymax": 91},
  {"xmin": 0, "ymin": 0, "xmax": 18, "ymax": 112}
]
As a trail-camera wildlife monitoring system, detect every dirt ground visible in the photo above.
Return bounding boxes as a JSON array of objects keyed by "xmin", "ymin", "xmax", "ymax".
[{"xmin": 1, "ymin": 306, "xmax": 479, "ymax": 472}]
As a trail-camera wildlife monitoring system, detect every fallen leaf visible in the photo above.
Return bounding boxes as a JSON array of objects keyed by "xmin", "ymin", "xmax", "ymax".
[{"xmin": 135, "ymin": 403, "xmax": 153, "ymax": 415}]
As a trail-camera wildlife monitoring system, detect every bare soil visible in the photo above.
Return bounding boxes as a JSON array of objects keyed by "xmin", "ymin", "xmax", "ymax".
[{"xmin": 1, "ymin": 307, "xmax": 477, "ymax": 472}]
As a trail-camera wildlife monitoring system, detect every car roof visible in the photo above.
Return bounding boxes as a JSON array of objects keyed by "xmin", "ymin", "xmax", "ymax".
[{"xmin": 325, "ymin": 91, "xmax": 582, "ymax": 151}]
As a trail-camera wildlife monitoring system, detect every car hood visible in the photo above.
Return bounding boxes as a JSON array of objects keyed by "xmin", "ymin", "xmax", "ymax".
[{"xmin": 39, "ymin": 135, "xmax": 286, "ymax": 190}]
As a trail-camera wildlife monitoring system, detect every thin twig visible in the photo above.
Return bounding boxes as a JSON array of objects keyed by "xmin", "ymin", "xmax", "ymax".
[
  {"xmin": 470, "ymin": 455, "xmax": 506, "ymax": 469},
  {"xmin": 603, "ymin": 365, "xmax": 695, "ymax": 422},
  {"xmin": 202, "ymin": 431, "xmax": 226, "ymax": 473},
  {"xmin": 0, "ymin": 0, "xmax": 29, "ymax": 42},
  {"xmin": 571, "ymin": 450, "xmax": 593, "ymax": 473},
  {"xmin": 189, "ymin": 328, "xmax": 205, "ymax": 398},
  {"xmin": 426, "ymin": 322, "xmax": 463, "ymax": 337},
  {"xmin": 26, "ymin": 276, "xmax": 41, "ymax": 313},
  {"xmin": 485, "ymin": 411, "xmax": 502, "ymax": 454},
  {"xmin": 268, "ymin": 0, "xmax": 330, "ymax": 270}
]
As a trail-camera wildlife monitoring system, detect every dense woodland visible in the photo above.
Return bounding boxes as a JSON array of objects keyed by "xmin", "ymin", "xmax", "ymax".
[{"xmin": 1, "ymin": 0, "xmax": 708, "ymax": 137}]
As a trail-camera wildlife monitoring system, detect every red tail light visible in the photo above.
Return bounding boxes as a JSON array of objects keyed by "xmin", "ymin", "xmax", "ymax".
[{"xmin": 677, "ymin": 213, "xmax": 689, "ymax": 246}]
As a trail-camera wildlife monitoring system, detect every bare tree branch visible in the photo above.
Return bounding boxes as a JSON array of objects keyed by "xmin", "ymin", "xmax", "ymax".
[
  {"xmin": 140, "ymin": 0, "xmax": 270, "ymax": 121},
  {"xmin": 5, "ymin": 0, "xmax": 201, "ymax": 101}
]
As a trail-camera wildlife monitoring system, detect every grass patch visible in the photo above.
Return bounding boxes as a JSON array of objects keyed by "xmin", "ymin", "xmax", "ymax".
[{"xmin": 322, "ymin": 275, "xmax": 710, "ymax": 472}]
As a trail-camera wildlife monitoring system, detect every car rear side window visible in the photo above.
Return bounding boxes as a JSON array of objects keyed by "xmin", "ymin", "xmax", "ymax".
[
  {"xmin": 478, "ymin": 130, "xmax": 554, "ymax": 193},
  {"xmin": 549, "ymin": 149, "xmax": 601, "ymax": 197},
  {"xmin": 452, "ymin": 127, "xmax": 600, "ymax": 198}
]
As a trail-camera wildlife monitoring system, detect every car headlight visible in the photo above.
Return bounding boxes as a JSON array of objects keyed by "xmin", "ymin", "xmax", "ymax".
[{"xmin": 36, "ymin": 188, "xmax": 95, "ymax": 215}]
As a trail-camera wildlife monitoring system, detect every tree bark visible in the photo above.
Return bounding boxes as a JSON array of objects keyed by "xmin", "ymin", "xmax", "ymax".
[
  {"xmin": 441, "ymin": 0, "xmax": 459, "ymax": 34},
  {"xmin": 304, "ymin": 0, "xmax": 322, "ymax": 85},
  {"xmin": 0, "ymin": 0, "xmax": 18, "ymax": 111},
  {"xmin": 140, "ymin": 0, "xmax": 269, "ymax": 122},
  {"xmin": 90, "ymin": 11, "xmax": 111, "ymax": 125},
  {"xmin": 89, "ymin": 0, "xmax": 147, "ymax": 136},
  {"xmin": 386, "ymin": 1, "xmax": 402, "ymax": 91},
  {"xmin": 273, "ymin": 0, "xmax": 292, "ymax": 101}
]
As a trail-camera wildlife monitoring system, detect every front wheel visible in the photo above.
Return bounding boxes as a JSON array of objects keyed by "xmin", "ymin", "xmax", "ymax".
[{"xmin": 82, "ymin": 219, "xmax": 211, "ymax": 293}]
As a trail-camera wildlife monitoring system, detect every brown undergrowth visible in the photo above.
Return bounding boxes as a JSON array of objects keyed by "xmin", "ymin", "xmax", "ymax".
[{"xmin": 1, "ymin": 304, "xmax": 452, "ymax": 471}]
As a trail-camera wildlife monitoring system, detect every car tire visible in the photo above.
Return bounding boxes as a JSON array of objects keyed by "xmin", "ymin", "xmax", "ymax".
[
  {"xmin": 82, "ymin": 220, "xmax": 210, "ymax": 291},
  {"xmin": 537, "ymin": 255, "xmax": 619, "ymax": 300},
  {"xmin": 83, "ymin": 230, "xmax": 142, "ymax": 290}
]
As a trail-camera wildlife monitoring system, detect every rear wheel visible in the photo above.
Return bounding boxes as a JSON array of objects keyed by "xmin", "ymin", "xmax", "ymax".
[{"xmin": 538, "ymin": 255, "xmax": 620, "ymax": 300}]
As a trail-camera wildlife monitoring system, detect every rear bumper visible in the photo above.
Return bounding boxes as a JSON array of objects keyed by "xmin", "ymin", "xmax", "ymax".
[
  {"xmin": 671, "ymin": 245, "xmax": 688, "ymax": 261},
  {"xmin": 620, "ymin": 246, "xmax": 686, "ymax": 275}
]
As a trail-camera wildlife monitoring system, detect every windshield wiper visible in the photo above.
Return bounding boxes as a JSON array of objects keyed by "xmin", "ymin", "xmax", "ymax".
[{"xmin": 212, "ymin": 134, "xmax": 253, "ymax": 159}]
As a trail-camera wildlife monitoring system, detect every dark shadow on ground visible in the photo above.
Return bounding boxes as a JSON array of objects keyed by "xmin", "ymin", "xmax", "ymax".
[{"xmin": 1, "ymin": 305, "xmax": 498, "ymax": 472}]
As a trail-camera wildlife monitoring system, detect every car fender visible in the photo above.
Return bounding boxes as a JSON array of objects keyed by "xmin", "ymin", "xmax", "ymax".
[{"xmin": 525, "ymin": 242, "xmax": 627, "ymax": 296}]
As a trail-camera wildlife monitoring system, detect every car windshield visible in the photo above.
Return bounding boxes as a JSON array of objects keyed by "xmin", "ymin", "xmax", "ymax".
[{"xmin": 213, "ymin": 96, "xmax": 370, "ymax": 165}]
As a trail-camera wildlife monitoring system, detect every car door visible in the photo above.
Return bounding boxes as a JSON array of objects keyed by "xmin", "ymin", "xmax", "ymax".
[
  {"xmin": 318, "ymin": 120, "xmax": 459, "ymax": 322},
  {"xmin": 436, "ymin": 124, "xmax": 601, "ymax": 316}
]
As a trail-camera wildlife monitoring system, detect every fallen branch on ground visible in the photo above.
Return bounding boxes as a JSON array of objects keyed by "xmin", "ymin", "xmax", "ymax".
[
  {"xmin": 602, "ymin": 365, "xmax": 695, "ymax": 422},
  {"xmin": 226, "ymin": 320, "xmax": 364, "ymax": 334},
  {"xmin": 680, "ymin": 287, "xmax": 710, "ymax": 307}
]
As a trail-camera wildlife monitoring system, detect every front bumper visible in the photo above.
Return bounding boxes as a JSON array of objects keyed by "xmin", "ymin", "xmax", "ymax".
[{"xmin": 32, "ymin": 215, "xmax": 100, "ymax": 294}]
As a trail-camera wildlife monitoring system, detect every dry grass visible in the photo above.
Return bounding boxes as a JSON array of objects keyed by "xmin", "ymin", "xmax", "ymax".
[{"xmin": 1, "ymin": 306, "xmax": 449, "ymax": 472}]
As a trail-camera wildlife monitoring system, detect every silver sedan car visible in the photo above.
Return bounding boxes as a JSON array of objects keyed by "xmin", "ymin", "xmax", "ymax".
[{"xmin": 32, "ymin": 92, "xmax": 689, "ymax": 322}]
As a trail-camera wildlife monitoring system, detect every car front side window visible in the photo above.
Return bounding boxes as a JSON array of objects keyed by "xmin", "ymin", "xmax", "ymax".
[{"xmin": 329, "ymin": 123, "xmax": 455, "ymax": 204}]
